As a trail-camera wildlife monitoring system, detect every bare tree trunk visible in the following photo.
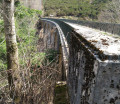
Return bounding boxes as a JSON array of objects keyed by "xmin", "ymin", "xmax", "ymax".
[{"xmin": 3, "ymin": 0, "xmax": 20, "ymax": 99}]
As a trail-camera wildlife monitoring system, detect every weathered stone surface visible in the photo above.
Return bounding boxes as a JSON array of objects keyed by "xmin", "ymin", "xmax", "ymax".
[
  {"xmin": 41, "ymin": 21, "xmax": 60, "ymax": 51},
  {"xmin": 67, "ymin": 22, "xmax": 120, "ymax": 56},
  {"xmin": 60, "ymin": 19, "xmax": 120, "ymax": 36},
  {"xmin": 20, "ymin": 0, "xmax": 42, "ymax": 10},
  {"xmin": 67, "ymin": 22, "xmax": 120, "ymax": 104},
  {"xmin": 41, "ymin": 18, "xmax": 120, "ymax": 104}
]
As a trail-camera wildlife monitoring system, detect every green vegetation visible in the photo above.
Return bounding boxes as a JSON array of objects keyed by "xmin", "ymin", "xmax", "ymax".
[
  {"xmin": 54, "ymin": 83, "xmax": 69, "ymax": 104},
  {"xmin": 45, "ymin": 49, "xmax": 58, "ymax": 62},
  {"xmin": 44, "ymin": 0, "xmax": 110, "ymax": 19},
  {"xmin": 0, "ymin": 18, "xmax": 6, "ymax": 71},
  {"xmin": 0, "ymin": 3, "xmax": 42, "ymax": 71},
  {"xmin": 15, "ymin": 4, "xmax": 42, "ymax": 67},
  {"xmin": 0, "ymin": 3, "xmax": 58, "ymax": 71}
]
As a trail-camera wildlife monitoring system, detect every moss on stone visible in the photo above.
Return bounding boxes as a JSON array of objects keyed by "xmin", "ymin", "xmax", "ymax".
[{"xmin": 54, "ymin": 84, "xmax": 69, "ymax": 104}]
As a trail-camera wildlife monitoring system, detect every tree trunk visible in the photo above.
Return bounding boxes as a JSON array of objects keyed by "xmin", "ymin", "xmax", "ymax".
[{"xmin": 3, "ymin": 0, "xmax": 21, "ymax": 100}]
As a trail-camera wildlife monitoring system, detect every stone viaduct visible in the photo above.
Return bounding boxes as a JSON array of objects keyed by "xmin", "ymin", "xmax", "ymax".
[{"xmin": 39, "ymin": 18, "xmax": 120, "ymax": 104}]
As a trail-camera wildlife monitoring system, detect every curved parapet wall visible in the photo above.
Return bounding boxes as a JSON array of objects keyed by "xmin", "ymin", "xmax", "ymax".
[
  {"xmin": 40, "ymin": 19, "xmax": 69, "ymax": 80},
  {"xmin": 40, "ymin": 18, "xmax": 120, "ymax": 104},
  {"xmin": 59, "ymin": 19, "xmax": 120, "ymax": 36},
  {"xmin": 68, "ymin": 31, "xmax": 120, "ymax": 104}
]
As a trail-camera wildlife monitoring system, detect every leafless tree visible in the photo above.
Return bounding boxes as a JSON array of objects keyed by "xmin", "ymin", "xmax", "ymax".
[{"xmin": 3, "ymin": 0, "xmax": 21, "ymax": 102}]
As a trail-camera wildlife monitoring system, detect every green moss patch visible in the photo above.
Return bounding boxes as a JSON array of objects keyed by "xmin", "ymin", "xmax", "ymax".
[{"xmin": 54, "ymin": 83, "xmax": 69, "ymax": 104}]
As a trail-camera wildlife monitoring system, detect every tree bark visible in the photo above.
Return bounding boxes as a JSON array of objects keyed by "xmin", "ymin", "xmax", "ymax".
[{"xmin": 3, "ymin": 0, "xmax": 20, "ymax": 99}]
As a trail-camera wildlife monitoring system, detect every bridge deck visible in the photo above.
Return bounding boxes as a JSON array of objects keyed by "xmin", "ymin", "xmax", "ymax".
[
  {"xmin": 65, "ymin": 22, "xmax": 120, "ymax": 56},
  {"xmin": 40, "ymin": 19, "xmax": 120, "ymax": 104}
]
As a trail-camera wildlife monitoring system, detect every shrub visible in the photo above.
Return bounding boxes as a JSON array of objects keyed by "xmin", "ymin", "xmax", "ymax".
[
  {"xmin": 44, "ymin": 0, "xmax": 109, "ymax": 19},
  {"xmin": 0, "ymin": 3, "xmax": 42, "ymax": 71}
]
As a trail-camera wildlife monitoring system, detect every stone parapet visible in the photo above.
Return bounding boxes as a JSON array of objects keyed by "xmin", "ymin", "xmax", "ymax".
[
  {"xmin": 60, "ymin": 19, "xmax": 120, "ymax": 36},
  {"xmin": 41, "ymin": 18, "xmax": 120, "ymax": 104}
]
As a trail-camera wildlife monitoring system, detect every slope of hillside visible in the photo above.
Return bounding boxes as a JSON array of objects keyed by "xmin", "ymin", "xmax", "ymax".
[
  {"xmin": 98, "ymin": 0, "xmax": 120, "ymax": 23},
  {"xmin": 44, "ymin": 0, "xmax": 110, "ymax": 19}
]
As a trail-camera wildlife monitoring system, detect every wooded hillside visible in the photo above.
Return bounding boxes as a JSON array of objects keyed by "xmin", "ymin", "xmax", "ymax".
[{"xmin": 44, "ymin": 0, "xmax": 110, "ymax": 19}]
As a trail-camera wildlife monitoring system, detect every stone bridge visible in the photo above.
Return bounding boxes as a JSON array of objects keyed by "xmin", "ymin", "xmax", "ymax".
[{"xmin": 40, "ymin": 18, "xmax": 120, "ymax": 104}]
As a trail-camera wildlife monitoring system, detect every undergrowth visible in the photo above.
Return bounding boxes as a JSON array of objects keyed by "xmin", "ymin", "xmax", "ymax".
[
  {"xmin": 0, "ymin": 3, "xmax": 42, "ymax": 71},
  {"xmin": 0, "ymin": 2, "xmax": 61, "ymax": 103}
]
